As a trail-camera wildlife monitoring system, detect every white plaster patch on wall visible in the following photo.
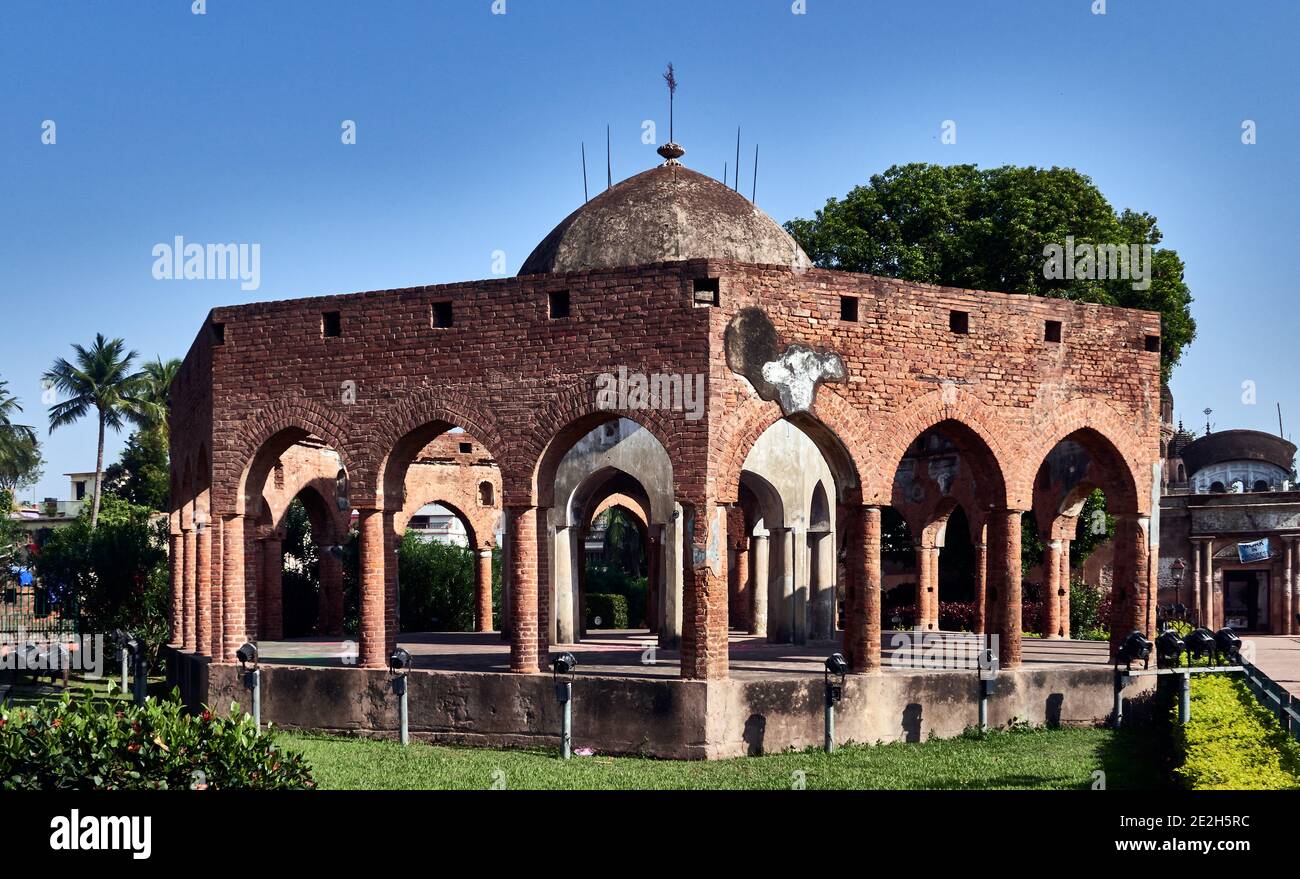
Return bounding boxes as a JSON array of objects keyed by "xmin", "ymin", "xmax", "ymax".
[{"xmin": 760, "ymin": 345, "xmax": 846, "ymax": 415}]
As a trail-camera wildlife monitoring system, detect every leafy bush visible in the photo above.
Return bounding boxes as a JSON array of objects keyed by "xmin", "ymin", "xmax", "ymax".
[
  {"xmin": 1171, "ymin": 674, "xmax": 1300, "ymax": 790},
  {"xmin": 584, "ymin": 564, "xmax": 646, "ymax": 627},
  {"xmin": 32, "ymin": 493, "xmax": 169, "ymax": 662},
  {"xmin": 397, "ymin": 533, "xmax": 476, "ymax": 631},
  {"xmin": 0, "ymin": 692, "xmax": 314, "ymax": 790},
  {"xmin": 1067, "ymin": 579, "xmax": 1112, "ymax": 641},
  {"xmin": 584, "ymin": 593, "xmax": 628, "ymax": 629}
]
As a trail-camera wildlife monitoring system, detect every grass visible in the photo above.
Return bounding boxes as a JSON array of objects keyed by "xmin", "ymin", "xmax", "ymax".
[{"xmin": 282, "ymin": 725, "xmax": 1164, "ymax": 790}]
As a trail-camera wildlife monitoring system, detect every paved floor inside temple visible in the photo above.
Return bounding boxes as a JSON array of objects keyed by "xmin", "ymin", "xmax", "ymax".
[{"xmin": 256, "ymin": 628, "xmax": 1125, "ymax": 679}]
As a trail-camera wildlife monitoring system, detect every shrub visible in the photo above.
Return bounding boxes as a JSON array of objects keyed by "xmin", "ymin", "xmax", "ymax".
[
  {"xmin": 397, "ymin": 533, "xmax": 476, "ymax": 631},
  {"xmin": 584, "ymin": 593, "xmax": 629, "ymax": 629},
  {"xmin": 584, "ymin": 563, "xmax": 646, "ymax": 627},
  {"xmin": 1171, "ymin": 674, "xmax": 1300, "ymax": 790},
  {"xmin": 1068, "ymin": 579, "xmax": 1111, "ymax": 641},
  {"xmin": 0, "ymin": 691, "xmax": 315, "ymax": 790}
]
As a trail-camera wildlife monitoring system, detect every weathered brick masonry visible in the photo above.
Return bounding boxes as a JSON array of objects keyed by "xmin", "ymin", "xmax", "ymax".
[{"xmin": 169, "ymin": 161, "xmax": 1162, "ymax": 681}]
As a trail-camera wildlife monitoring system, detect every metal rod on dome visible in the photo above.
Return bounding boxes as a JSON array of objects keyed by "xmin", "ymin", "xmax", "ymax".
[
  {"xmin": 752, "ymin": 144, "xmax": 759, "ymax": 203},
  {"xmin": 664, "ymin": 63, "xmax": 677, "ymax": 145},
  {"xmin": 581, "ymin": 141, "xmax": 588, "ymax": 203},
  {"xmin": 734, "ymin": 126, "xmax": 741, "ymax": 191},
  {"xmin": 606, "ymin": 124, "xmax": 612, "ymax": 190},
  {"xmin": 723, "ymin": 161, "xmax": 727, "ymax": 185}
]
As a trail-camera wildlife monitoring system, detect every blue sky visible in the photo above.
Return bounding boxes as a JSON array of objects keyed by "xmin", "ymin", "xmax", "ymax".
[{"xmin": 1, "ymin": 0, "xmax": 1297, "ymax": 502}]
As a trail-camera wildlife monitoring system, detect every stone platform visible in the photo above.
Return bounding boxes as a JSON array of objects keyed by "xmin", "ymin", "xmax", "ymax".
[{"xmin": 171, "ymin": 631, "xmax": 1141, "ymax": 760}]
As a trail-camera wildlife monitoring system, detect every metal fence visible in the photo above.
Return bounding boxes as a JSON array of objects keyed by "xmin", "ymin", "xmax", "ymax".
[
  {"xmin": 0, "ymin": 583, "xmax": 80, "ymax": 638},
  {"xmin": 1241, "ymin": 660, "xmax": 1300, "ymax": 745}
]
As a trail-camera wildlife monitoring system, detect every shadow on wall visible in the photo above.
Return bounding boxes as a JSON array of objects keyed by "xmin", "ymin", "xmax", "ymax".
[
  {"xmin": 902, "ymin": 703, "xmax": 923, "ymax": 742},
  {"xmin": 743, "ymin": 714, "xmax": 767, "ymax": 756},
  {"xmin": 1046, "ymin": 692, "xmax": 1064, "ymax": 728}
]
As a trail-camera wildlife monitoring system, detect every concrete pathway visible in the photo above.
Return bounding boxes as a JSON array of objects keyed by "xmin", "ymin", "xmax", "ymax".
[{"xmin": 1247, "ymin": 635, "xmax": 1300, "ymax": 689}]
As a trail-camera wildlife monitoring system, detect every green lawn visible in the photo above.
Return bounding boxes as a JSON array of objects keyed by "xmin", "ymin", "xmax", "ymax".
[{"xmin": 282, "ymin": 725, "xmax": 1164, "ymax": 790}]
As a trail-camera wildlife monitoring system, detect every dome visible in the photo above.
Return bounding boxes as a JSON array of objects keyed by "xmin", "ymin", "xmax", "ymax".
[
  {"xmin": 1179, "ymin": 429, "xmax": 1296, "ymax": 478},
  {"xmin": 519, "ymin": 162, "xmax": 812, "ymax": 275}
]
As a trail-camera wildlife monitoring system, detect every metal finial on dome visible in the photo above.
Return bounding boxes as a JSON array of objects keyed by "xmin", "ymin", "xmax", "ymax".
[{"xmin": 658, "ymin": 63, "xmax": 684, "ymax": 165}]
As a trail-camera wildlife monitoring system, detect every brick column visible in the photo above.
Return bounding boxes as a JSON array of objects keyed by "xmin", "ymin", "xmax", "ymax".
[
  {"xmin": 1059, "ymin": 538, "xmax": 1072, "ymax": 638},
  {"xmin": 1291, "ymin": 537, "xmax": 1299, "ymax": 636},
  {"xmin": 991, "ymin": 510, "xmax": 1023, "ymax": 669},
  {"xmin": 476, "ymin": 548, "xmax": 494, "ymax": 632},
  {"xmin": 262, "ymin": 535, "xmax": 283, "ymax": 640},
  {"xmin": 507, "ymin": 505, "xmax": 539, "ymax": 673},
  {"xmin": 212, "ymin": 518, "xmax": 224, "ymax": 661},
  {"xmin": 1109, "ymin": 514, "xmax": 1148, "ymax": 658},
  {"xmin": 357, "ymin": 508, "xmax": 388, "ymax": 669},
  {"xmin": 751, "ymin": 533, "xmax": 769, "ymax": 636},
  {"xmin": 973, "ymin": 542, "xmax": 988, "ymax": 634},
  {"xmin": 221, "ymin": 515, "xmax": 245, "ymax": 660},
  {"xmin": 182, "ymin": 527, "xmax": 197, "ymax": 651},
  {"xmin": 732, "ymin": 537, "xmax": 750, "ymax": 633},
  {"xmin": 1043, "ymin": 539, "xmax": 1064, "ymax": 639},
  {"xmin": 319, "ymin": 546, "xmax": 344, "ymax": 635},
  {"xmin": 195, "ymin": 522, "xmax": 212, "ymax": 657},
  {"xmin": 1202, "ymin": 538, "xmax": 1216, "ymax": 631},
  {"xmin": 384, "ymin": 511, "xmax": 399, "ymax": 661},
  {"xmin": 169, "ymin": 532, "xmax": 184, "ymax": 646},
  {"xmin": 845, "ymin": 505, "xmax": 882, "ymax": 674},
  {"xmin": 680, "ymin": 503, "xmax": 729, "ymax": 680},
  {"xmin": 915, "ymin": 543, "xmax": 936, "ymax": 631},
  {"xmin": 1189, "ymin": 538, "xmax": 1203, "ymax": 627},
  {"xmin": 1283, "ymin": 538, "xmax": 1294, "ymax": 636}
]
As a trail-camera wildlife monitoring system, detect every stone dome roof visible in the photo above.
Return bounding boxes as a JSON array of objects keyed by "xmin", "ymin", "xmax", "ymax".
[
  {"xmin": 1179, "ymin": 429, "xmax": 1296, "ymax": 478},
  {"xmin": 519, "ymin": 163, "xmax": 812, "ymax": 275}
]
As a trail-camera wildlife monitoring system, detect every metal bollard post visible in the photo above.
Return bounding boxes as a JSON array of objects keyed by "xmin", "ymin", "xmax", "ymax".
[
  {"xmin": 1112, "ymin": 669, "xmax": 1128, "ymax": 729},
  {"xmin": 1179, "ymin": 670, "xmax": 1191, "ymax": 724},
  {"xmin": 394, "ymin": 675, "xmax": 409, "ymax": 745},
  {"xmin": 978, "ymin": 648, "xmax": 998, "ymax": 734},
  {"xmin": 132, "ymin": 650, "xmax": 148, "ymax": 706},
  {"xmin": 120, "ymin": 646, "xmax": 130, "ymax": 695},
  {"xmin": 244, "ymin": 668, "xmax": 261, "ymax": 732},
  {"xmin": 557, "ymin": 682, "xmax": 573, "ymax": 759},
  {"xmin": 823, "ymin": 654, "xmax": 847, "ymax": 754}
]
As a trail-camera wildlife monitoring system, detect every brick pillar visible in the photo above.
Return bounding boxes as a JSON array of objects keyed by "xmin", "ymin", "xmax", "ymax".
[
  {"xmin": 358, "ymin": 508, "xmax": 387, "ymax": 669},
  {"xmin": 1059, "ymin": 538, "xmax": 1072, "ymax": 638},
  {"xmin": 1189, "ymin": 538, "xmax": 1203, "ymax": 627},
  {"xmin": 221, "ymin": 515, "xmax": 245, "ymax": 660},
  {"xmin": 1109, "ymin": 515, "xmax": 1148, "ymax": 658},
  {"xmin": 915, "ymin": 543, "xmax": 934, "ymax": 631},
  {"xmin": 680, "ymin": 502, "xmax": 729, "ymax": 680},
  {"xmin": 183, "ymin": 527, "xmax": 197, "ymax": 651},
  {"xmin": 973, "ymin": 542, "xmax": 988, "ymax": 635},
  {"xmin": 169, "ymin": 532, "xmax": 184, "ymax": 646},
  {"xmin": 319, "ymin": 546, "xmax": 344, "ymax": 635},
  {"xmin": 1283, "ymin": 538, "xmax": 1294, "ymax": 636},
  {"xmin": 212, "ymin": 518, "xmax": 224, "ymax": 661},
  {"xmin": 195, "ymin": 523, "xmax": 212, "ymax": 657},
  {"xmin": 991, "ymin": 510, "xmax": 1023, "ymax": 669},
  {"xmin": 507, "ymin": 505, "xmax": 539, "ymax": 673},
  {"xmin": 476, "ymin": 548, "xmax": 494, "ymax": 632},
  {"xmin": 751, "ymin": 533, "xmax": 769, "ymax": 636},
  {"xmin": 1202, "ymin": 538, "xmax": 1216, "ymax": 631},
  {"xmin": 1043, "ymin": 539, "xmax": 1063, "ymax": 639},
  {"xmin": 732, "ymin": 538, "xmax": 750, "ymax": 632},
  {"xmin": 1290, "ymin": 537, "xmax": 1299, "ymax": 636},
  {"xmin": 263, "ymin": 536, "xmax": 283, "ymax": 640},
  {"xmin": 844, "ymin": 505, "xmax": 882, "ymax": 673}
]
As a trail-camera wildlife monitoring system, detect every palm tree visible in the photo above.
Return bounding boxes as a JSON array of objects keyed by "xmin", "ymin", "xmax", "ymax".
[
  {"xmin": 130, "ymin": 356, "xmax": 181, "ymax": 440},
  {"xmin": 43, "ymin": 335, "xmax": 146, "ymax": 529},
  {"xmin": 0, "ymin": 377, "xmax": 40, "ymax": 494}
]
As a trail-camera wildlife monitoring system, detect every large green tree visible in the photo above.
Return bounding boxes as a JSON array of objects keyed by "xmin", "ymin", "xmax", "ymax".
[
  {"xmin": 102, "ymin": 427, "xmax": 170, "ymax": 511},
  {"xmin": 0, "ymin": 377, "xmax": 42, "ymax": 493},
  {"xmin": 43, "ymin": 335, "xmax": 147, "ymax": 529},
  {"xmin": 130, "ymin": 356, "xmax": 181, "ymax": 440},
  {"xmin": 785, "ymin": 163, "xmax": 1195, "ymax": 381}
]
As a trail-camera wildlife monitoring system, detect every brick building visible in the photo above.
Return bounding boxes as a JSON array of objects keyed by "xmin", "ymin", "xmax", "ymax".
[
  {"xmin": 1157, "ymin": 403, "xmax": 1300, "ymax": 634},
  {"xmin": 168, "ymin": 141, "xmax": 1163, "ymax": 682}
]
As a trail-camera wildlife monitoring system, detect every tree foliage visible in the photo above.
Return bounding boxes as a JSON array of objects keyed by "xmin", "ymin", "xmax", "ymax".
[
  {"xmin": 103, "ymin": 428, "xmax": 170, "ymax": 511},
  {"xmin": 0, "ymin": 376, "xmax": 42, "ymax": 493},
  {"xmin": 31, "ymin": 493, "xmax": 170, "ymax": 662},
  {"xmin": 785, "ymin": 163, "xmax": 1195, "ymax": 381}
]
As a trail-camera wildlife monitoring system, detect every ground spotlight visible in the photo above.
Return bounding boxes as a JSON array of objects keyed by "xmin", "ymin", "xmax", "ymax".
[
  {"xmin": 823, "ymin": 653, "xmax": 847, "ymax": 754},
  {"xmin": 235, "ymin": 642, "xmax": 261, "ymax": 731},
  {"xmin": 552, "ymin": 652, "xmax": 578, "ymax": 760},
  {"xmin": 1116, "ymin": 630, "xmax": 1153, "ymax": 670},
  {"xmin": 1155, "ymin": 629, "xmax": 1185, "ymax": 668},
  {"xmin": 1213, "ymin": 627, "xmax": 1242, "ymax": 663},
  {"xmin": 1185, "ymin": 627, "xmax": 1215, "ymax": 663},
  {"xmin": 389, "ymin": 647, "xmax": 412, "ymax": 677},
  {"xmin": 389, "ymin": 647, "xmax": 412, "ymax": 744}
]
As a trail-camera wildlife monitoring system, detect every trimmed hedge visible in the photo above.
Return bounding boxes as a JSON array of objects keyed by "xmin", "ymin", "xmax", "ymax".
[
  {"xmin": 584, "ymin": 593, "xmax": 629, "ymax": 629},
  {"xmin": 0, "ymin": 692, "xmax": 315, "ymax": 790},
  {"xmin": 1171, "ymin": 674, "xmax": 1300, "ymax": 790}
]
